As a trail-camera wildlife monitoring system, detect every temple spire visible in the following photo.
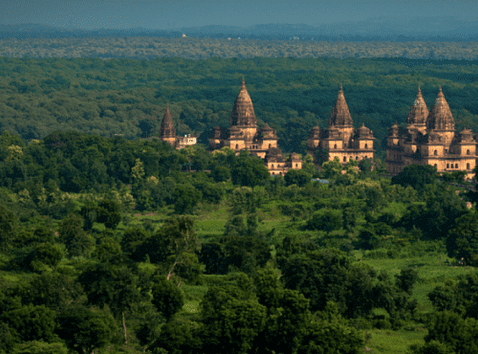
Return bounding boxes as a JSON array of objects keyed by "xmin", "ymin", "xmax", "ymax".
[
  {"xmin": 328, "ymin": 84, "xmax": 353, "ymax": 128},
  {"xmin": 229, "ymin": 77, "xmax": 257, "ymax": 127},
  {"xmin": 407, "ymin": 85, "xmax": 429, "ymax": 128},
  {"xmin": 427, "ymin": 87, "xmax": 454, "ymax": 130},
  {"xmin": 159, "ymin": 104, "xmax": 176, "ymax": 138}
]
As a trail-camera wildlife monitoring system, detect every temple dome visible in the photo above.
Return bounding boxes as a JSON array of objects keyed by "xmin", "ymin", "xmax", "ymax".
[
  {"xmin": 259, "ymin": 123, "xmax": 278, "ymax": 139},
  {"xmin": 229, "ymin": 77, "xmax": 257, "ymax": 127},
  {"xmin": 266, "ymin": 147, "xmax": 285, "ymax": 162},
  {"xmin": 308, "ymin": 124, "xmax": 321, "ymax": 139},
  {"xmin": 458, "ymin": 128, "xmax": 474, "ymax": 142}
]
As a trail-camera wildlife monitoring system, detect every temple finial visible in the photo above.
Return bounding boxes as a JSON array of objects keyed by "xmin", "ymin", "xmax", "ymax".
[
  {"xmin": 242, "ymin": 76, "xmax": 245, "ymax": 86},
  {"xmin": 339, "ymin": 83, "xmax": 342, "ymax": 90}
]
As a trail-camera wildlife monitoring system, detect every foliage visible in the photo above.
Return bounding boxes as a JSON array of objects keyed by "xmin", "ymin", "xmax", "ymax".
[
  {"xmin": 11, "ymin": 341, "xmax": 69, "ymax": 354},
  {"xmin": 56, "ymin": 305, "xmax": 117, "ymax": 354},
  {"xmin": 15, "ymin": 272, "xmax": 83, "ymax": 311},
  {"xmin": 77, "ymin": 262, "xmax": 145, "ymax": 318},
  {"xmin": 200, "ymin": 278, "xmax": 267, "ymax": 354},
  {"xmin": 121, "ymin": 227, "xmax": 149, "ymax": 259},
  {"xmin": 321, "ymin": 157, "xmax": 342, "ymax": 179},
  {"xmin": 279, "ymin": 248, "xmax": 417, "ymax": 326},
  {"xmin": 173, "ymin": 183, "xmax": 202, "ymax": 214},
  {"xmin": 306, "ymin": 209, "xmax": 343, "ymax": 232},
  {"xmin": 391, "ymin": 164, "xmax": 438, "ymax": 191},
  {"xmin": 148, "ymin": 320, "xmax": 202, "ymax": 354},
  {"xmin": 422, "ymin": 311, "xmax": 478, "ymax": 354},
  {"xmin": 231, "ymin": 151, "xmax": 270, "ymax": 188},
  {"xmin": 428, "ymin": 272, "xmax": 478, "ymax": 319},
  {"xmin": 446, "ymin": 212, "xmax": 478, "ymax": 266},
  {"xmin": 0, "ymin": 204, "xmax": 18, "ymax": 251},
  {"xmin": 284, "ymin": 168, "xmax": 312, "ymax": 187},
  {"xmin": 151, "ymin": 276, "xmax": 184, "ymax": 320},
  {"xmin": 96, "ymin": 199, "xmax": 122, "ymax": 229},
  {"xmin": 1, "ymin": 304, "xmax": 58, "ymax": 343},
  {"xmin": 59, "ymin": 214, "xmax": 94, "ymax": 258}
]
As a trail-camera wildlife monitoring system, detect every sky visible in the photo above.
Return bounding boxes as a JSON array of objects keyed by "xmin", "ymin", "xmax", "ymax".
[{"xmin": 1, "ymin": 0, "xmax": 478, "ymax": 30}]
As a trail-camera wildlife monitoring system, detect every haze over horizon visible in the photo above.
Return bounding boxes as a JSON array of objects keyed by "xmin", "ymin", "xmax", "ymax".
[{"xmin": 2, "ymin": 0, "xmax": 478, "ymax": 31}]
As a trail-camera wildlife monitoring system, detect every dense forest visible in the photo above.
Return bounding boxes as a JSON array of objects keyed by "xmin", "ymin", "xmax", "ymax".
[
  {"xmin": 1, "ymin": 52, "xmax": 478, "ymax": 157},
  {"xmin": 2, "ymin": 33, "xmax": 478, "ymax": 353},
  {"xmin": 1, "ymin": 129, "xmax": 478, "ymax": 353},
  {"xmin": 4, "ymin": 36, "xmax": 478, "ymax": 60}
]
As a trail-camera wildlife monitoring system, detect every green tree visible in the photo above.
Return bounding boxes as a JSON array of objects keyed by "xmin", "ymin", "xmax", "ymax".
[
  {"xmin": 91, "ymin": 236, "xmax": 122, "ymax": 262},
  {"xmin": 321, "ymin": 156, "xmax": 342, "ymax": 179},
  {"xmin": 96, "ymin": 199, "xmax": 121, "ymax": 229},
  {"xmin": 59, "ymin": 214, "xmax": 94, "ymax": 258},
  {"xmin": 231, "ymin": 151, "xmax": 270, "ymax": 187},
  {"xmin": 30, "ymin": 242, "xmax": 63, "ymax": 270},
  {"xmin": 56, "ymin": 306, "xmax": 117, "ymax": 354},
  {"xmin": 121, "ymin": 227, "xmax": 149, "ymax": 259},
  {"xmin": 0, "ymin": 205, "xmax": 18, "ymax": 251},
  {"xmin": 446, "ymin": 213, "xmax": 478, "ymax": 266},
  {"xmin": 253, "ymin": 268, "xmax": 311, "ymax": 354},
  {"xmin": 198, "ymin": 242, "xmax": 228, "ymax": 275},
  {"xmin": 306, "ymin": 209, "xmax": 343, "ymax": 232},
  {"xmin": 424, "ymin": 311, "xmax": 478, "ymax": 354},
  {"xmin": 210, "ymin": 162, "xmax": 231, "ymax": 182},
  {"xmin": 359, "ymin": 157, "xmax": 373, "ymax": 174},
  {"xmin": 284, "ymin": 168, "xmax": 312, "ymax": 187},
  {"xmin": 173, "ymin": 184, "xmax": 202, "ymax": 214},
  {"xmin": 395, "ymin": 268, "xmax": 419, "ymax": 296},
  {"xmin": 200, "ymin": 281, "xmax": 267, "ymax": 354},
  {"xmin": 16, "ymin": 272, "xmax": 83, "ymax": 311},
  {"xmin": 79, "ymin": 200, "xmax": 97, "ymax": 231},
  {"xmin": 77, "ymin": 262, "xmax": 144, "ymax": 318},
  {"xmin": 148, "ymin": 320, "xmax": 202, "ymax": 354},
  {"xmin": 298, "ymin": 313, "xmax": 364, "ymax": 354},
  {"xmin": 131, "ymin": 158, "xmax": 145, "ymax": 181},
  {"xmin": 1, "ymin": 304, "xmax": 57, "ymax": 343},
  {"xmin": 221, "ymin": 235, "xmax": 271, "ymax": 275},
  {"xmin": 151, "ymin": 276, "xmax": 184, "ymax": 320},
  {"xmin": 391, "ymin": 164, "xmax": 437, "ymax": 191}
]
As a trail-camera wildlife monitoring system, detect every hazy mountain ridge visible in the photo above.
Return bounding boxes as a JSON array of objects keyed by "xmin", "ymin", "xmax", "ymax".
[{"xmin": 1, "ymin": 17, "xmax": 478, "ymax": 41}]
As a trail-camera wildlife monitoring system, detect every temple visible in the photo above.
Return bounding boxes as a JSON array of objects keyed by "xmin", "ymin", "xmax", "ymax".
[
  {"xmin": 307, "ymin": 84, "xmax": 376, "ymax": 165},
  {"xmin": 209, "ymin": 77, "xmax": 303, "ymax": 175},
  {"xmin": 386, "ymin": 86, "xmax": 476, "ymax": 178},
  {"xmin": 158, "ymin": 105, "xmax": 197, "ymax": 149}
]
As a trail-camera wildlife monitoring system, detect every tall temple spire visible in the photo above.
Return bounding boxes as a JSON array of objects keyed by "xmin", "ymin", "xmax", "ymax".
[
  {"xmin": 328, "ymin": 84, "xmax": 353, "ymax": 128},
  {"xmin": 407, "ymin": 84, "xmax": 429, "ymax": 127},
  {"xmin": 427, "ymin": 87, "xmax": 454, "ymax": 130},
  {"xmin": 159, "ymin": 104, "xmax": 176, "ymax": 138},
  {"xmin": 229, "ymin": 77, "xmax": 257, "ymax": 127}
]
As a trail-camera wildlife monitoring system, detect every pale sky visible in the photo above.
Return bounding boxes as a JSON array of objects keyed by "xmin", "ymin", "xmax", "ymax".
[{"xmin": 1, "ymin": 0, "xmax": 477, "ymax": 30}]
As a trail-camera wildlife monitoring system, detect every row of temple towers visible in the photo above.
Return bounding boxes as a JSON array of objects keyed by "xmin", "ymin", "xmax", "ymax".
[
  {"xmin": 158, "ymin": 78, "xmax": 476, "ymax": 177},
  {"xmin": 386, "ymin": 85, "xmax": 476, "ymax": 177}
]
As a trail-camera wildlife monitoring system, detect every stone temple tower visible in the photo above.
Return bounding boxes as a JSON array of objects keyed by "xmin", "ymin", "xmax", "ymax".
[{"xmin": 159, "ymin": 105, "xmax": 177, "ymax": 148}]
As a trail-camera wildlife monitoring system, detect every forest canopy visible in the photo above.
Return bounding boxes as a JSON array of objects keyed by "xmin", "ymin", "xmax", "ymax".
[{"xmin": 1, "ymin": 53, "xmax": 478, "ymax": 157}]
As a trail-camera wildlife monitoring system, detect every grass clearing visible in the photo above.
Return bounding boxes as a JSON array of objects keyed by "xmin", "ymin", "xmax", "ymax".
[{"xmin": 365, "ymin": 328, "xmax": 426, "ymax": 354}]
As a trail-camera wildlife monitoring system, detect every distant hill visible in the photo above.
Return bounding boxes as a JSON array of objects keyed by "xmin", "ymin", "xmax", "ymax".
[
  {"xmin": 1, "ymin": 17, "xmax": 478, "ymax": 42},
  {"xmin": 176, "ymin": 17, "xmax": 478, "ymax": 41}
]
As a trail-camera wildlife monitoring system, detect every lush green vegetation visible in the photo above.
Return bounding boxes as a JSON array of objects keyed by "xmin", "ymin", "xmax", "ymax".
[
  {"xmin": 1, "ymin": 53, "xmax": 478, "ymax": 157},
  {"xmin": 1, "ymin": 130, "xmax": 478, "ymax": 353}
]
